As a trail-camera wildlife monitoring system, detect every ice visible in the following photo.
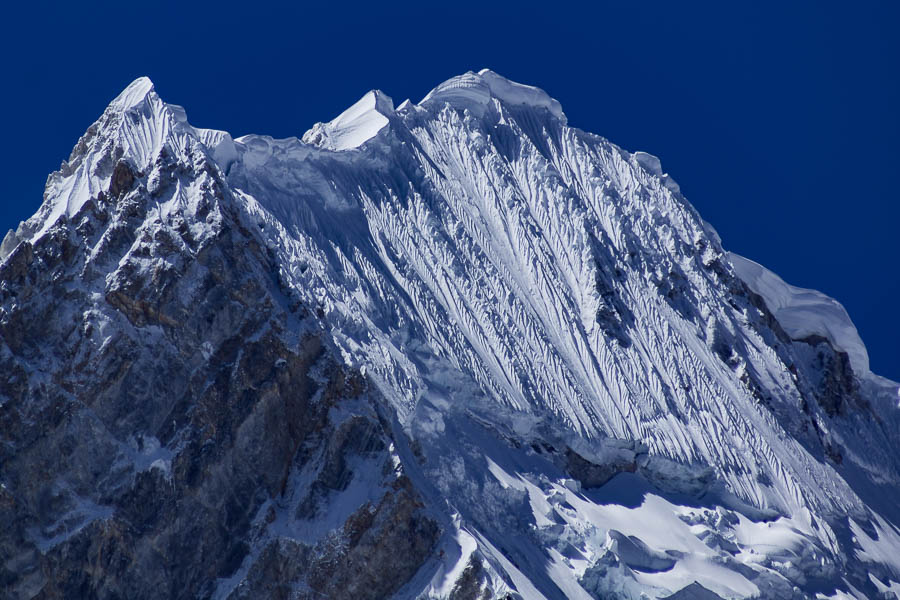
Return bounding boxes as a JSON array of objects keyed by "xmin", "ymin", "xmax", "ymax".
[
  {"xmin": 421, "ymin": 68, "xmax": 566, "ymax": 123},
  {"xmin": 632, "ymin": 151, "xmax": 663, "ymax": 176},
  {"xmin": 729, "ymin": 252, "xmax": 870, "ymax": 374},
  {"xmin": 302, "ymin": 89, "xmax": 393, "ymax": 150},
  {"xmin": 109, "ymin": 76, "xmax": 154, "ymax": 111}
]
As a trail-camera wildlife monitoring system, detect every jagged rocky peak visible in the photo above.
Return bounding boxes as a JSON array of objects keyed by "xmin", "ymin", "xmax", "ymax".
[
  {"xmin": 6, "ymin": 74, "xmax": 238, "ymax": 259},
  {"xmin": 2, "ymin": 70, "xmax": 900, "ymax": 600}
]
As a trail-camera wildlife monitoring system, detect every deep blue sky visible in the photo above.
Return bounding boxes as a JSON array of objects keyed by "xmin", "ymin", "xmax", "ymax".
[{"xmin": 2, "ymin": 1, "xmax": 897, "ymax": 379}]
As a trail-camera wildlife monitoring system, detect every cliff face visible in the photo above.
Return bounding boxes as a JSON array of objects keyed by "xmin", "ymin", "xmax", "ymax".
[{"xmin": 1, "ymin": 71, "xmax": 899, "ymax": 599}]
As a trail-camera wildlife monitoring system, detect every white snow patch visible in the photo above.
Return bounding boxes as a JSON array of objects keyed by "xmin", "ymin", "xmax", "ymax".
[
  {"xmin": 849, "ymin": 514, "xmax": 900, "ymax": 575},
  {"xmin": 729, "ymin": 252, "xmax": 870, "ymax": 374},
  {"xmin": 632, "ymin": 151, "xmax": 663, "ymax": 176},
  {"xmin": 302, "ymin": 90, "xmax": 393, "ymax": 151},
  {"xmin": 429, "ymin": 522, "xmax": 479, "ymax": 597},
  {"xmin": 421, "ymin": 69, "xmax": 566, "ymax": 123},
  {"xmin": 631, "ymin": 151, "xmax": 681, "ymax": 193},
  {"xmin": 196, "ymin": 128, "xmax": 239, "ymax": 172},
  {"xmin": 869, "ymin": 573, "xmax": 900, "ymax": 598},
  {"xmin": 109, "ymin": 76, "xmax": 155, "ymax": 111}
]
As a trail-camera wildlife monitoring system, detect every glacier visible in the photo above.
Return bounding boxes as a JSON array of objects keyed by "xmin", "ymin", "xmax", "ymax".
[{"xmin": 1, "ymin": 69, "xmax": 899, "ymax": 599}]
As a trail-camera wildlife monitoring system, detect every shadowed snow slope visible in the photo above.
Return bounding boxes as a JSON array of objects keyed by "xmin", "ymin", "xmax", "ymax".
[{"xmin": 2, "ymin": 70, "xmax": 899, "ymax": 600}]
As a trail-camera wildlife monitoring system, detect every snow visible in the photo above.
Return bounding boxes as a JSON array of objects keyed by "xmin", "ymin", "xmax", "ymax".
[
  {"xmin": 728, "ymin": 252, "xmax": 870, "ymax": 374},
  {"xmin": 421, "ymin": 68, "xmax": 566, "ymax": 123},
  {"xmin": 635, "ymin": 555, "xmax": 759, "ymax": 598},
  {"xmin": 195, "ymin": 127, "xmax": 238, "ymax": 171},
  {"xmin": 870, "ymin": 574, "xmax": 900, "ymax": 598},
  {"xmin": 426, "ymin": 521, "xmax": 479, "ymax": 597},
  {"xmin": 302, "ymin": 89, "xmax": 394, "ymax": 150},
  {"xmin": 118, "ymin": 434, "xmax": 175, "ymax": 477},
  {"xmin": 848, "ymin": 513, "xmax": 900, "ymax": 575},
  {"xmin": 27, "ymin": 76, "xmax": 228, "ymax": 242},
  {"xmin": 632, "ymin": 151, "xmax": 663, "ymax": 176},
  {"xmin": 473, "ymin": 531, "xmax": 551, "ymax": 600},
  {"xmin": 109, "ymin": 76, "xmax": 155, "ymax": 110},
  {"xmin": 18, "ymin": 68, "xmax": 900, "ymax": 599},
  {"xmin": 26, "ymin": 491, "xmax": 114, "ymax": 554},
  {"xmin": 631, "ymin": 151, "xmax": 682, "ymax": 193},
  {"xmin": 222, "ymin": 68, "xmax": 898, "ymax": 596}
]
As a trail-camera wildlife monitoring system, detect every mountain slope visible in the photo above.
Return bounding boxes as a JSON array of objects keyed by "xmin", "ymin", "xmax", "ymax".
[{"xmin": 1, "ymin": 71, "xmax": 899, "ymax": 599}]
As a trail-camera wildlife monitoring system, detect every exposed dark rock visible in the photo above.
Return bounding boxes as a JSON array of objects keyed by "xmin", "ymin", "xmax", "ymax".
[
  {"xmin": 233, "ymin": 475, "xmax": 438, "ymax": 600},
  {"xmin": 794, "ymin": 334, "xmax": 864, "ymax": 418},
  {"xmin": 564, "ymin": 447, "xmax": 636, "ymax": 489},
  {"xmin": 590, "ymin": 232, "xmax": 634, "ymax": 347},
  {"xmin": 449, "ymin": 555, "xmax": 493, "ymax": 600},
  {"xmin": 109, "ymin": 159, "xmax": 136, "ymax": 199},
  {"xmin": 0, "ymin": 140, "xmax": 438, "ymax": 599}
]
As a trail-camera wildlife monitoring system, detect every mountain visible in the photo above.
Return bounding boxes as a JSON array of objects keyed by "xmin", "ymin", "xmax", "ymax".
[{"xmin": 1, "ymin": 70, "xmax": 899, "ymax": 600}]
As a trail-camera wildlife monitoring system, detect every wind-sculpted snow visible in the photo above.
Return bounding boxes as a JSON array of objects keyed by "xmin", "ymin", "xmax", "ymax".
[
  {"xmin": 3, "ymin": 71, "xmax": 900, "ymax": 599},
  {"xmin": 728, "ymin": 252, "xmax": 869, "ymax": 375},
  {"xmin": 302, "ymin": 89, "xmax": 394, "ymax": 151}
]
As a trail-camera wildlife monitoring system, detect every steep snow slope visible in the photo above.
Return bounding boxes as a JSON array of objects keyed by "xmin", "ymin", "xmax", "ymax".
[
  {"xmin": 2, "ymin": 70, "xmax": 899, "ymax": 599},
  {"xmin": 302, "ymin": 89, "xmax": 394, "ymax": 151}
]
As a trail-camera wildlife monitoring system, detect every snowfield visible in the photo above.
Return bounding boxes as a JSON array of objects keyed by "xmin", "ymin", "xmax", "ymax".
[{"xmin": 3, "ymin": 69, "xmax": 900, "ymax": 599}]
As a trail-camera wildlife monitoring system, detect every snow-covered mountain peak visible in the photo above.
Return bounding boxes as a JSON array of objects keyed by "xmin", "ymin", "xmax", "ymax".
[
  {"xmin": 4, "ymin": 70, "xmax": 900, "ymax": 600},
  {"xmin": 420, "ymin": 68, "xmax": 567, "ymax": 124},
  {"xmin": 108, "ymin": 75, "xmax": 156, "ymax": 111},
  {"xmin": 302, "ymin": 89, "xmax": 394, "ymax": 151},
  {"xmin": 95, "ymin": 76, "xmax": 235, "ymax": 168},
  {"xmin": 1, "ymin": 75, "xmax": 240, "ymax": 256}
]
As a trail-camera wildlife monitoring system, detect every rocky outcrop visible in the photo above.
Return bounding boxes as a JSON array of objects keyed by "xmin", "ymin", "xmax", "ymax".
[
  {"xmin": 232, "ymin": 475, "xmax": 438, "ymax": 600},
  {"xmin": 794, "ymin": 334, "xmax": 862, "ymax": 418},
  {"xmin": 564, "ymin": 447, "xmax": 636, "ymax": 489}
]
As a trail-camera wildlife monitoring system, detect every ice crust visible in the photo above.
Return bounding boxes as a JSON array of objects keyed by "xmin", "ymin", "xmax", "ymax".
[
  {"xmin": 422, "ymin": 69, "xmax": 566, "ymax": 123},
  {"xmin": 729, "ymin": 252, "xmax": 869, "ymax": 374}
]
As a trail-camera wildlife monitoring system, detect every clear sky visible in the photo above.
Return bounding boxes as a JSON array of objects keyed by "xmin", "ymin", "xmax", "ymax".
[{"xmin": 2, "ymin": 1, "xmax": 897, "ymax": 379}]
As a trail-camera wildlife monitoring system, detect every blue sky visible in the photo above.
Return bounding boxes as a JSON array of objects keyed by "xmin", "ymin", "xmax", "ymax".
[{"xmin": 2, "ymin": 1, "xmax": 897, "ymax": 379}]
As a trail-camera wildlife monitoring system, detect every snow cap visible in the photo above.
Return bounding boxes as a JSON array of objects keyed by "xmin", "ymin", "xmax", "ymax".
[
  {"xmin": 421, "ymin": 69, "xmax": 566, "ymax": 124},
  {"xmin": 109, "ymin": 76, "xmax": 157, "ymax": 111},
  {"xmin": 729, "ymin": 252, "xmax": 870, "ymax": 374},
  {"xmin": 302, "ymin": 89, "xmax": 394, "ymax": 151}
]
